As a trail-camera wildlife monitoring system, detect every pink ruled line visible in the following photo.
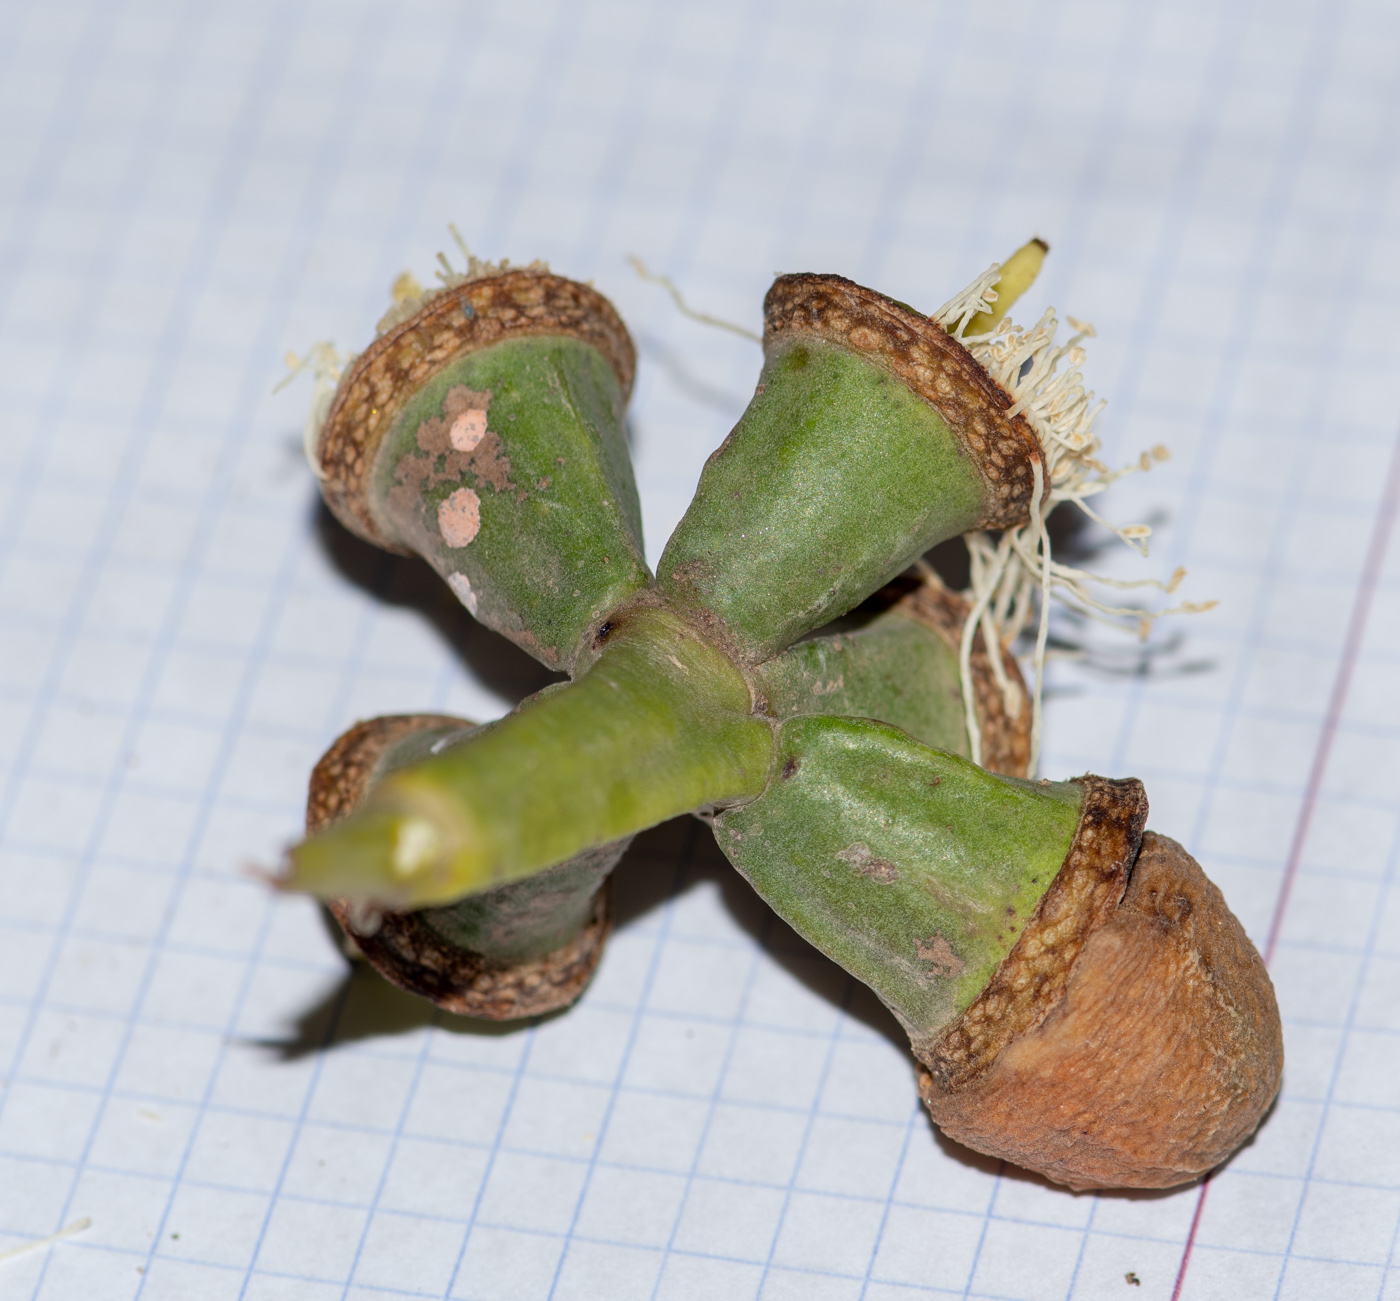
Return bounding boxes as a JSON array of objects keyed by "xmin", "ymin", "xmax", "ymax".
[{"xmin": 1170, "ymin": 426, "xmax": 1400, "ymax": 1301}]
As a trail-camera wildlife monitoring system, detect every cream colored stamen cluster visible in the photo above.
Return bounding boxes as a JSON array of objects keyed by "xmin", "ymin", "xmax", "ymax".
[
  {"xmin": 931, "ymin": 266, "xmax": 1004, "ymax": 340},
  {"xmin": 935, "ymin": 267, "xmax": 1214, "ymax": 773},
  {"xmin": 276, "ymin": 340, "xmax": 349, "ymax": 481},
  {"xmin": 279, "ymin": 227, "xmax": 544, "ymax": 479},
  {"xmin": 374, "ymin": 224, "xmax": 547, "ymax": 336}
]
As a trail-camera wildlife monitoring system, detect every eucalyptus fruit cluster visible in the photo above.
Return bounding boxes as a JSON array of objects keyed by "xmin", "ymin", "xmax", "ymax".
[{"xmin": 282, "ymin": 246, "xmax": 1281, "ymax": 1192}]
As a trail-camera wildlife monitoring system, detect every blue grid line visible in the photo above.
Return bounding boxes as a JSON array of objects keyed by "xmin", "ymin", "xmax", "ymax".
[
  {"xmin": 1062, "ymin": 1184, "xmax": 1100, "ymax": 1299},
  {"xmin": 0, "ymin": 0, "xmax": 126, "ymax": 359},
  {"xmin": 958, "ymin": 1158, "xmax": 1005, "ymax": 1301},
  {"xmin": 857, "ymin": 1098, "xmax": 925, "ymax": 1300},
  {"xmin": 653, "ymin": 0, "xmax": 777, "ymax": 309},
  {"xmin": 436, "ymin": 986, "xmax": 540, "ymax": 1299},
  {"xmin": 540, "ymin": 824, "xmax": 705, "ymax": 1300},
  {"xmin": 1158, "ymin": 30, "xmax": 1400, "ymax": 1291},
  {"xmin": 332, "ymin": 1000, "xmax": 453, "ymax": 1294},
  {"xmin": 480, "ymin": 3, "xmax": 591, "ymax": 256},
  {"xmin": 1263, "ymin": 500, "xmax": 1400, "ymax": 1290},
  {"xmin": 23, "ymin": 1196, "xmax": 1400, "ymax": 1277},
  {"xmin": 15, "ymin": 11, "xmax": 416, "ymax": 1300},
  {"xmin": 567, "ymin": 1, "xmax": 679, "ymax": 276},
  {"xmin": 33, "ymin": 1141, "xmax": 1349, "ymax": 1241},
  {"xmin": 305, "ymin": 2, "xmax": 503, "ymax": 736},
  {"xmin": 785, "ymin": 0, "xmax": 905, "ymax": 284},
  {"xmin": 644, "ymin": 902, "xmax": 776, "ymax": 1299},
  {"xmin": 1107, "ymin": 4, "xmax": 1359, "ymax": 792},
  {"xmin": 224, "ymin": 967, "xmax": 355, "ymax": 1298},
  {"xmin": 753, "ymin": 974, "xmax": 859, "ymax": 1296},
  {"xmin": 9, "ymin": 1074, "xmax": 1400, "ymax": 1192},
  {"xmin": 2, "ymin": 2, "xmax": 1400, "ymax": 1299},
  {"xmin": 39, "ymin": 66, "xmax": 375, "ymax": 1301},
  {"xmin": 38, "ymin": 1236, "xmax": 1089, "ymax": 1301},
  {"xmin": 0, "ymin": 0, "xmax": 282, "ymax": 1137}
]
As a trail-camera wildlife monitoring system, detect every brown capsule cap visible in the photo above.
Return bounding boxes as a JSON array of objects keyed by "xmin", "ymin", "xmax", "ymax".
[
  {"xmin": 316, "ymin": 270, "xmax": 637, "ymax": 552},
  {"xmin": 888, "ymin": 570, "xmax": 1032, "ymax": 779},
  {"xmin": 307, "ymin": 714, "xmax": 613, "ymax": 1021},
  {"xmin": 763, "ymin": 274, "xmax": 1043, "ymax": 530},
  {"xmin": 917, "ymin": 820, "xmax": 1284, "ymax": 1191}
]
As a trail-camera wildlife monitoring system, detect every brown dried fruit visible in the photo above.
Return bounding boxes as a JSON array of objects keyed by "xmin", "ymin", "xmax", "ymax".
[{"xmin": 918, "ymin": 831, "xmax": 1284, "ymax": 1190}]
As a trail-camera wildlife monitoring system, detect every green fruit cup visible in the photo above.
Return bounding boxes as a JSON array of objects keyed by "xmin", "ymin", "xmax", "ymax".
[
  {"xmin": 717, "ymin": 718, "xmax": 1281, "ymax": 1190},
  {"xmin": 314, "ymin": 265, "xmax": 648, "ymax": 673}
]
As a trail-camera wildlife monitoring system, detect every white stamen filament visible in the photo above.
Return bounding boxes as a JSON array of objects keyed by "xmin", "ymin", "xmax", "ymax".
[
  {"xmin": 1030, "ymin": 458, "xmax": 1052, "ymax": 775},
  {"xmin": 628, "ymin": 255, "xmax": 763, "ymax": 343},
  {"xmin": 934, "ymin": 264, "xmax": 1212, "ymax": 775},
  {"xmin": 0, "ymin": 1218, "xmax": 91, "ymax": 1268},
  {"xmin": 276, "ymin": 341, "xmax": 349, "ymax": 481}
]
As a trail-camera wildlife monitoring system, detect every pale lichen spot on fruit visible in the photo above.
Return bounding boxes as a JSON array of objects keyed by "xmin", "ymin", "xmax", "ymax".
[
  {"xmin": 837, "ymin": 843, "xmax": 899, "ymax": 883},
  {"xmin": 917, "ymin": 935, "xmax": 966, "ymax": 977},
  {"xmin": 447, "ymin": 571, "xmax": 479, "ymax": 615},
  {"xmin": 449, "ymin": 408, "xmax": 489, "ymax": 452},
  {"xmin": 439, "ymin": 488, "xmax": 482, "ymax": 547}
]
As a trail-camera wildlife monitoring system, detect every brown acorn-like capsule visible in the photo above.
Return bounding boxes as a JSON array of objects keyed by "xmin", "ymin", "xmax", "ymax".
[{"xmin": 917, "ymin": 830, "xmax": 1284, "ymax": 1190}]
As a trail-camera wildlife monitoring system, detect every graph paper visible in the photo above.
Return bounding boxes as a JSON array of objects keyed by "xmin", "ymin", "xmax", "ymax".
[{"xmin": 1, "ymin": 0, "xmax": 1398, "ymax": 1297}]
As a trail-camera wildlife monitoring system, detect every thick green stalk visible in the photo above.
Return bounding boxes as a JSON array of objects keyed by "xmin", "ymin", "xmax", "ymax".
[
  {"xmin": 418, "ymin": 602, "xmax": 976, "ymax": 955},
  {"xmin": 335, "ymin": 718, "xmax": 631, "ymax": 964},
  {"xmin": 288, "ymin": 577, "xmax": 1001, "ymax": 913},
  {"xmin": 286, "ymin": 604, "xmax": 774, "ymax": 911},
  {"xmin": 716, "ymin": 715, "xmax": 1081, "ymax": 1041}
]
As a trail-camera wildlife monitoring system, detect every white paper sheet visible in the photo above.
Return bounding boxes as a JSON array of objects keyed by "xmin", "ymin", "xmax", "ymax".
[{"xmin": 2, "ymin": 0, "xmax": 1399, "ymax": 1297}]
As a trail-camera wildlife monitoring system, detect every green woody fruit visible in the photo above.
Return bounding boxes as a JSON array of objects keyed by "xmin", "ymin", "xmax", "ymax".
[
  {"xmin": 660, "ymin": 274, "xmax": 1042, "ymax": 661},
  {"xmin": 718, "ymin": 720, "xmax": 1083, "ymax": 1047},
  {"xmin": 315, "ymin": 267, "xmax": 649, "ymax": 672},
  {"xmin": 290, "ymin": 268, "xmax": 1051, "ymax": 907},
  {"xmin": 716, "ymin": 721, "xmax": 1283, "ymax": 1191},
  {"xmin": 295, "ymin": 253, "xmax": 1039, "ymax": 1014},
  {"xmin": 284, "ymin": 254, "xmax": 1279, "ymax": 1189}
]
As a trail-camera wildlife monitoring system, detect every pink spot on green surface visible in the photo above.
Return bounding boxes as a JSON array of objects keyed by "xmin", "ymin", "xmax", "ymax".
[{"xmin": 438, "ymin": 487, "xmax": 481, "ymax": 547}]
